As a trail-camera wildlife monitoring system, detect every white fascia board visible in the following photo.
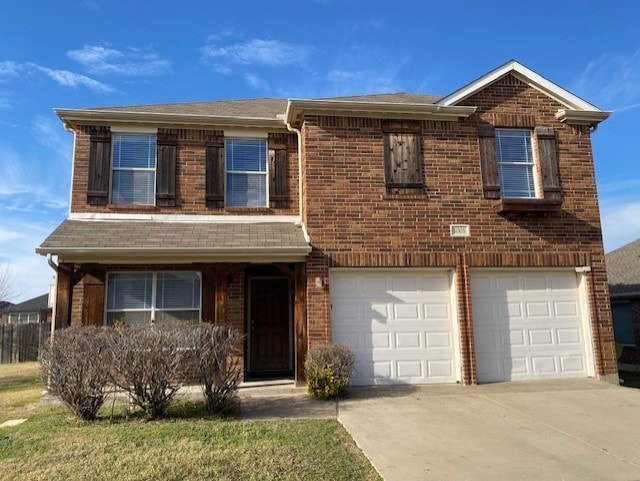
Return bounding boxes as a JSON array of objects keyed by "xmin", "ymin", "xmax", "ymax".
[
  {"xmin": 438, "ymin": 60, "xmax": 602, "ymax": 112},
  {"xmin": 49, "ymin": 246, "xmax": 312, "ymax": 264},
  {"xmin": 285, "ymin": 99, "xmax": 476, "ymax": 126},
  {"xmin": 68, "ymin": 213, "xmax": 300, "ymax": 223},
  {"xmin": 54, "ymin": 109, "xmax": 288, "ymax": 131},
  {"xmin": 555, "ymin": 109, "xmax": 611, "ymax": 125}
]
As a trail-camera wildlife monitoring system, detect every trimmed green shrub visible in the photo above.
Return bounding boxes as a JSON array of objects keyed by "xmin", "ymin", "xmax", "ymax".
[
  {"xmin": 305, "ymin": 344, "xmax": 354, "ymax": 400},
  {"xmin": 39, "ymin": 327, "xmax": 111, "ymax": 421}
]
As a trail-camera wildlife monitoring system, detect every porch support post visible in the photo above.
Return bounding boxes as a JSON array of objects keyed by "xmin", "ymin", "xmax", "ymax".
[
  {"xmin": 214, "ymin": 264, "xmax": 229, "ymax": 325},
  {"xmin": 55, "ymin": 263, "xmax": 73, "ymax": 330},
  {"xmin": 81, "ymin": 266, "xmax": 105, "ymax": 327},
  {"xmin": 200, "ymin": 265, "xmax": 216, "ymax": 322},
  {"xmin": 294, "ymin": 262, "xmax": 308, "ymax": 383}
]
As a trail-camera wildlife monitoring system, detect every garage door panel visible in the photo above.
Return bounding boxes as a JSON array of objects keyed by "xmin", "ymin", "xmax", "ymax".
[
  {"xmin": 396, "ymin": 332, "xmax": 422, "ymax": 349},
  {"xmin": 395, "ymin": 303, "xmax": 420, "ymax": 320},
  {"xmin": 472, "ymin": 271, "xmax": 590, "ymax": 383},
  {"xmin": 331, "ymin": 270, "xmax": 458, "ymax": 385},
  {"xmin": 557, "ymin": 328, "xmax": 581, "ymax": 344}
]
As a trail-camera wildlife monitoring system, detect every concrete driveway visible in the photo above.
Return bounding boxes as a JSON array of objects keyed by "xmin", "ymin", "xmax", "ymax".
[{"xmin": 338, "ymin": 379, "xmax": 640, "ymax": 481}]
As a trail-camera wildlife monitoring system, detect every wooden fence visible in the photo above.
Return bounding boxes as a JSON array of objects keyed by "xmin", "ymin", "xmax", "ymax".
[{"xmin": 0, "ymin": 322, "xmax": 51, "ymax": 364}]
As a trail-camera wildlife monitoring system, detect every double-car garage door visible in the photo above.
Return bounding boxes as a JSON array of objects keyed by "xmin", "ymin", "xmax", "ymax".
[{"xmin": 331, "ymin": 269, "xmax": 593, "ymax": 385}]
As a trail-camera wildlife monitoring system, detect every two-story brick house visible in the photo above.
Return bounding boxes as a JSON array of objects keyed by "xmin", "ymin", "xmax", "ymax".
[{"xmin": 37, "ymin": 60, "xmax": 618, "ymax": 385}]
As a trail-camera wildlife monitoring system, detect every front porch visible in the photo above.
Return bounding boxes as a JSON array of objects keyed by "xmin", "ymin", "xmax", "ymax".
[{"xmin": 37, "ymin": 218, "xmax": 312, "ymax": 383}]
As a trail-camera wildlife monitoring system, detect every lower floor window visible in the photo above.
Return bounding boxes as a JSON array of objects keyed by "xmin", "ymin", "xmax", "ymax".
[
  {"xmin": 9, "ymin": 312, "xmax": 39, "ymax": 324},
  {"xmin": 105, "ymin": 271, "xmax": 201, "ymax": 326}
]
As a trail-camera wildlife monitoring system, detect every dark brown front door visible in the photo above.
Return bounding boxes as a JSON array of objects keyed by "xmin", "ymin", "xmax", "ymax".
[{"xmin": 248, "ymin": 278, "xmax": 291, "ymax": 376}]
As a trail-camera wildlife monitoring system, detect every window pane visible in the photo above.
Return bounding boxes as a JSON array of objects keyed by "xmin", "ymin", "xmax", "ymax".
[
  {"xmin": 113, "ymin": 135, "xmax": 156, "ymax": 169},
  {"xmin": 499, "ymin": 164, "xmax": 535, "ymax": 198},
  {"xmin": 107, "ymin": 273, "xmax": 153, "ymax": 310},
  {"xmin": 612, "ymin": 303, "xmax": 636, "ymax": 345},
  {"xmin": 496, "ymin": 130, "xmax": 532, "ymax": 164},
  {"xmin": 156, "ymin": 273, "xmax": 201, "ymax": 309},
  {"xmin": 156, "ymin": 310, "xmax": 200, "ymax": 323},
  {"xmin": 106, "ymin": 310, "xmax": 151, "ymax": 328},
  {"xmin": 112, "ymin": 170, "xmax": 155, "ymax": 205},
  {"xmin": 226, "ymin": 173, "xmax": 267, "ymax": 207},
  {"xmin": 226, "ymin": 139, "xmax": 267, "ymax": 172}
]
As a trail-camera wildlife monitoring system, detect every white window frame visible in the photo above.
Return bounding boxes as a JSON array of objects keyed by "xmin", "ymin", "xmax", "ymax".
[
  {"xmin": 104, "ymin": 271, "xmax": 202, "ymax": 325},
  {"xmin": 495, "ymin": 128, "xmax": 539, "ymax": 199},
  {"xmin": 224, "ymin": 137, "xmax": 269, "ymax": 207},
  {"xmin": 10, "ymin": 312, "xmax": 39, "ymax": 324},
  {"xmin": 109, "ymin": 133, "xmax": 157, "ymax": 206}
]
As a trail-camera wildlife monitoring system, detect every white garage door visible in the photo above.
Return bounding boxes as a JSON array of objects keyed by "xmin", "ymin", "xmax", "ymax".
[
  {"xmin": 330, "ymin": 269, "xmax": 460, "ymax": 386},
  {"xmin": 471, "ymin": 270, "xmax": 592, "ymax": 383}
]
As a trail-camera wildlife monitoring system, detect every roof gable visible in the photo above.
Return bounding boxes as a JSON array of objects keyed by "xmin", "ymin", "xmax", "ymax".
[{"xmin": 438, "ymin": 60, "xmax": 604, "ymax": 112}]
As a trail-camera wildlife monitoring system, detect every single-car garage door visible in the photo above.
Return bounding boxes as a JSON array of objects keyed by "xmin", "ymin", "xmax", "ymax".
[
  {"xmin": 471, "ymin": 270, "xmax": 593, "ymax": 383},
  {"xmin": 330, "ymin": 269, "xmax": 460, "ymax": 385}
]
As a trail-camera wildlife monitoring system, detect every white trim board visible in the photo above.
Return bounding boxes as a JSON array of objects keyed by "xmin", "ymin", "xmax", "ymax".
[
  {"xmin": 438, "ymin": 60, "xmax": 603, "ymax": 112},
  {"xmin": 68, "ymin": 213, "xmax": 301, "ymax": 223}
]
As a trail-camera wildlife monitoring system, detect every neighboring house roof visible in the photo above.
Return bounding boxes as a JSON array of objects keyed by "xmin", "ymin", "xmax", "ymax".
[
  {"xmin": 606, "ymin": 238, "xmax": 640, "ymax": 297},
  {"xmin": 6, "ymin": 294, "xmax": 49, "ymax": 313},
  {"xmin": 36, "ymin": 220, "xmax": 311, "ymax": 263},
  {"xmin": 0, "ymin": 301, "xmax": 13, "ymax": 312}
]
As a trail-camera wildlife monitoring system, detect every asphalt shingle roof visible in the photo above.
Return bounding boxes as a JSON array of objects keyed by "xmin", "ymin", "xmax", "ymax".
[
  {"xmin": 37, "ymin": 220, "xmax": 310, "ymax": 252},
  {"xmin": 6, "ymin": 294, "xmax": 49, "ymax": 313},
  {"xmin": 81, "ymin": 93, "xmax": 442, "ymax": 118},
  {"xmin": 606, "ymin": 238, "xmax": 640, "ymax": 296}
]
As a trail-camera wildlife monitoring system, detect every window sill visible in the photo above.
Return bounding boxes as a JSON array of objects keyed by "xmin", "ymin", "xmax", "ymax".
[
  {"xmin": 106, "ymin": 204, "xmax": 158, "ymax": 211},
  {"xmin": 223, "ymin": 207, "xmax": 273, "ymax": 213},
  {"xmin": 494, "ymin": 198, "xmax": 562, "ymax": 214}
]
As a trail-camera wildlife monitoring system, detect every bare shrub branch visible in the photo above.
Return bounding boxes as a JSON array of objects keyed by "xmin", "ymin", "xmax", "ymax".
[
  {"xmin": 107, "ymin": 324, "xmax": 193, "ymax": 419},
  {"xmin": 39, "ymin": 327, "xmax": 111, "ymax": 420},
  {"xmin": 187, "ymin": 325, "xmax": 242, "ymax": 413}
]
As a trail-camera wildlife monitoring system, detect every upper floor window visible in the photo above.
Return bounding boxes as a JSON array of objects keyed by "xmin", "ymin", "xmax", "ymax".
[
  {"xmin": 105, "ymin": 271, "xmax": 201, "ymax": 326},
  {"xmin": 382, "ymin": 121, "xmax": 423, "ymax": 195},
  {"xmin": 110, "ymin": 134, "xmax": 157, "ymax": 205},
  {"xmin": 225, "ymin": 139, "xmax": 267, "ymax": 207},
  {"xmin": 495, "ymin": 129, "xmax": 536, "ymax": 198}
]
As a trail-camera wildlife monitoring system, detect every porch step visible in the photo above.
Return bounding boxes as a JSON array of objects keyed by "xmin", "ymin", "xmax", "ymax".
[{"xmin": 238, "ymin": 379, "xmax": 305, "ymax": 397}]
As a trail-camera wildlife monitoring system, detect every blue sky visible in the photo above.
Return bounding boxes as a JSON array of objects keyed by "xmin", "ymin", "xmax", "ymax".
[{"xmin": 1, "ymin": 0, "xmax": 639, "ymax": 302}]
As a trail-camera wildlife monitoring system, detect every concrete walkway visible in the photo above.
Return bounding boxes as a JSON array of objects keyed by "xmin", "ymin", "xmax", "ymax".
[{"xmin": 338, "ymin": 379, "xmax": 640, "ymax": 481}]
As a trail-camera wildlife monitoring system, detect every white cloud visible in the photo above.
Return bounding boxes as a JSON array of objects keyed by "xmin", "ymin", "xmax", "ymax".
[
  {"xmin": 207, "ymin": 27, "xmax": 235, "ymax": 42},
  {"xmin": 0, "ymin": 61, "xmax": 21, "ymax": 77},
  {"xmin": 201, "ymin": 38, "xmax": 312, "ymax": 72},
  {"xmin": 244, "ymin": 73, "xmax": 270, "ymax": 90},
  {"xmin": 573, "ymin": 49, "xmax": 640, "ymax": 111},
  {"xmin": 31, "ymin": 64, "xmax": 114, "ymax": 92},
  {"xmin": 67, "ymin": 44, "xmax": 172, "ymax": 76},
  {"xmin": 600, "ymin": 199, "xmax": 640, "ymax": 252},
  {"xmin": 325, "ymin": 66, "xmax": 403, "ymax": 94}
]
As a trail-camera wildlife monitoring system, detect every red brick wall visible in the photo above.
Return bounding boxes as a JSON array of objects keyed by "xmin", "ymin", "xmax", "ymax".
[
  {"xmin": 302, "ymin": 75, "xmax": 616, "ymax": 380},
  {"xmin": 71, "ymin": 128, "xmax": 299, "ymax": 216}
]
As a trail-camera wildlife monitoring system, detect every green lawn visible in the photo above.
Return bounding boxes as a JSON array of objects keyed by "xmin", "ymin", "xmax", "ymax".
[{"xmin": 0, "ymin": 363, "xmax": 380, "ymax": 481}]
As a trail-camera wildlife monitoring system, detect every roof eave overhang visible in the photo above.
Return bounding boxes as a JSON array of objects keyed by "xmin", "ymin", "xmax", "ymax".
[
  {"xmin": 555, "ymin": 109, "xmax": 611, "ymax": 125},
  {"xmin": 54, "ymin": 109, "xmax": 289, "ymax": 131},
  {"xmin": 285, "ymin": 99, "xmax": 476, "ymax": 127},
  {"xmin": 36, "ymin": 246, "xmax": 312, "ymax": 264}
]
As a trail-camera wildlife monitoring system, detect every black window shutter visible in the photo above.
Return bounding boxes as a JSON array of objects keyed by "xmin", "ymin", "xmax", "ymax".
[
  {"xmin": 205, "ymin": 143, "xmax": 225, "ymax": 207},
  {"xmin": 535, "ymin": 127, "xmax": 562, "ymax": 202},
  {"xmin": 269, "ymin": 148, "xmax": 288, "ymax": 208},
  {"xmin": 383, "ymin": 132, "xmax": 423, "ymax": 194},
  {"xmin": 87, "ymin": 128, "xmax": 111, "ymax": 205},
  {"xmin": 156, "ymin": 132, "xmax": 177, "ymax": 207},
  {"xmin": 477, "ymin": 125, "xmax": 500, "ymax": 199}
]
